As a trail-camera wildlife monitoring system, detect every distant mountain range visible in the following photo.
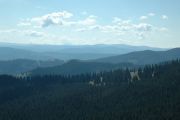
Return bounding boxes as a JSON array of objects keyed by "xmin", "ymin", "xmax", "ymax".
[
  {"xmin": 0, "ymin": 43, "xmax": 166, "ymax": 60},
  {"xmin": 93, "ymin": 48, "xmax": 180, "ymax": 65},
  {"xmin": 0, "ymin": 47, "xmax": 52, "ymax": 61},
  {"xmin": 30, "ymin": 48, "xmax": 180, "ymax": 75},
  {"xmin": 0, "ymin": 43, "xmax": 179, "ymax": 75}
]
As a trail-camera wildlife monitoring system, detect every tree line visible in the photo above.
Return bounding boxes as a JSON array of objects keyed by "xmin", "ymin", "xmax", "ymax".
[{"xmin": 0, "ymin": 60, "xmax": 180, "ymax": 120}]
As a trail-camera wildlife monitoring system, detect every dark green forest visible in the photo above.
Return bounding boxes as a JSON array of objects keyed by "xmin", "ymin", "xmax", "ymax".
[{"xmin": 0, "ymin": 60, "xmax": 180, "ymax": 120}]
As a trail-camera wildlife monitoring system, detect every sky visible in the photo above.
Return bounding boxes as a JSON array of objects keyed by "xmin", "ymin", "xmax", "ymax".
[{"xmin": 0, "ymin": 0, "xmax": 180, "ymax": 48}]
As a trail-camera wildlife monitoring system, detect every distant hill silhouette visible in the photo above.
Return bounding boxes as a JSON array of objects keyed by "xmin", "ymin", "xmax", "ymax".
[
  {"xmin": 0, "ymin": 59, "xmax": 64, "ymax": 75},
  {"xmin": 30, "ymin": 60, "xmax": 135, "ymax": 75},
  {"xmin": 0, "ymin": 43, "xmax": 166, "ymax": 60},
  {"xmin": 94, "ymin": 48, "xmax": 180, "ymax": 65},
  {"xmin": 0, "ymin": 47, "xmax": 179, "ymax": 75},
  {"xmin": 29, "ymin": 48, "xmax": 180, "ymax": 75}
]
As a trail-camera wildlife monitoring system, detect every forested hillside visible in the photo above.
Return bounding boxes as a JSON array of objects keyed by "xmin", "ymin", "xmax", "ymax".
[
  {"xmin": 0, "ymin": 60, "xmax": 180, "ymax": 120},
  {"xmin": 94, "ymin": 48, "xmax": 180, "ymax": 65},
  {"xmin": 0, "ymin": 59, "xmax": 64, "ymax": 75},
  {"xmin": 30, "ymin": 60, "xmax": 135, "ymax": 75},
  {"xmin": 0, "ymin": 48, "xmax": 179, "ymax": 75}
]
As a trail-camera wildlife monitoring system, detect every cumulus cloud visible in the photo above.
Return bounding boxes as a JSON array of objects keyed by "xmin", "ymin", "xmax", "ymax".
[
  {"xmin": 18, "ymin": 12, "xmax": 98, "ymax": 28},
  {"xmin": 134, "ymin": 23, "xmax": 153, "ymax": 32},
  {"xmin": 17, "ymin": 11, "xmax": 169, "ymax": 42},
  {"xmin": 76, "ymin": 16, "xmax": 155, "ymax": 39},
  {"xmin": 34, "ymin": 11, "xmax": 73, "ymax": 27},
  {"xmin": 78, "ymin": 15, "xmax": 97, "ymax": 26},
  {"xmin": 113, "ymin": 17, "xmax": 122, "ymax": 23},
  {"xmin": 19, "ymin": 11, "xmax": 73, "ymax": 28},
  {"xmin": 140, "ymin": 16, "xmax": 148, "ymax": 20},
  {"xmin": 148, "ymin": 13, "xmax": 155, "ymax": 17},
  {"xmin": 162, "ymin": 15, "xmax": 168, "ymax": 20},
  {"xmin": 139, "ymin": 13, "xmax": 155, "ymax": 21},
  {"xmin": 76, "ymin": 16, "xmax": 155, "ymax": 41}
]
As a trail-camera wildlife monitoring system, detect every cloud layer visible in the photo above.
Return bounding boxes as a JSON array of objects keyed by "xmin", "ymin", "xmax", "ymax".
[{"xmin": 4, "ymin": 11, "xmax": 168, "ymax": 45}]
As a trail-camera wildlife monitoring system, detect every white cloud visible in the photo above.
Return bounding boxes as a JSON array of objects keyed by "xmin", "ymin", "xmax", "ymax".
[
  {"xmin": 17, "ymin": 22, "xmax": 31, "ymax": 27},
  {"xmin": 76, "ymin": 17, "xmax": 155, "ymax": 40},
  {"xmin": 162, "ymin": 15, "xmax": 168, "ymax": 20},
  {"xmin": 76, "ymin": 25, "xmax": 101, "ymax": 32},
  {"xmin": 78, "ymin": 15, "xmax": 97, "ymax": 26},
  {"xmin": 134, "ymin": 23, "xmax": 153, "ymax": 32},
  {"xmin": 139, "ymin": 13, "xmax": 155, "ymax": 21},
  {"xmin": 140, "ymin": 16, "xmax": 148, "ymax": 20},
  {"xmin": 0, "ymin": 29, "xmax": 45, "ymax": 38},
  {"xmin": 18, "ymin": 12, "xmax": 98, "ymax": 28},
  {"xmin": 114, "ymin": 18, "xmax": 131, "ymax": 25},
  {"xmin": 148, "ymin": 13, "xmax": 155, "ymax": 17},
  {"xmin": 58, "ymin": 15, "xmax": 97, "ymax": 27},
  {"xmin": 16, "ymin": 11, "xmax": 169, "ymax": 44},
  {"xmin": 113, "ymin": 17, "xmax": 122, "ymax": 23},
  {"xmin": 76, "ymin": 17, "xmax": 155, "ymax": 41},
  {"xmin": 34, "ymin": 11, "xmax": 73, "ymax": 27},
  {"xmin": 24, "ymin": 30, "xmax": 45, "ymax": 37},
  {"xmin": 19, "ymin": 11, "xmax": 73, "ymax": 28}
]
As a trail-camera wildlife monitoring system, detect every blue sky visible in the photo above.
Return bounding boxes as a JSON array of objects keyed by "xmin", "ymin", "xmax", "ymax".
[{"xmin": 0, "ymin": 0, "xmax": 179, "ymax": 48}]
